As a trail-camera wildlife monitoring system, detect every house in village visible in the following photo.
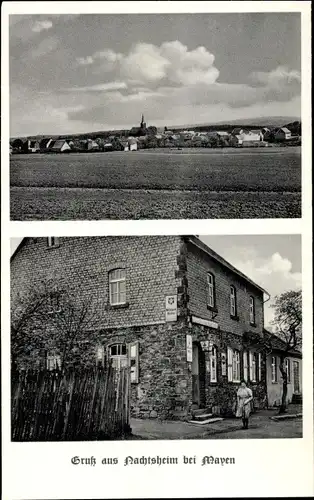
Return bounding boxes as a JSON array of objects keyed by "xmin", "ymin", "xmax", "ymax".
[
  {"xmin": 124, "ymin": 138, "xmax": 138, "ymax": 151},
  {"xmin": 264, "ymin": 331, "xmax": 302, "ymax": 407},
  {"xmin": 49, "ymin": 139, "xmax": 71, "ymax": 153},
  {"xmin": 274, "ymin": 127, "xmax": 292, "ymax": 142},
  {"xmin": 39, "ymin": 138, "xmax": 54, "ymax": 152},
  {"xmin": 11, "ymin": 236, "xmax": 272, "ymax": 421}
]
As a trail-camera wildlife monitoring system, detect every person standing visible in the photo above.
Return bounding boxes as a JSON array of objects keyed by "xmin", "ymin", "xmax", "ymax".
[{"xmin": 236, "ymin": 381, "xmax": 253, "ymax": 429}]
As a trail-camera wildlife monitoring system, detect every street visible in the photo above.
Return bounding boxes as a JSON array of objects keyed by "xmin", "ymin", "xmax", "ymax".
[{"xmin": 130, "ymin": 408, "xmax": 302, "ymax": 440}]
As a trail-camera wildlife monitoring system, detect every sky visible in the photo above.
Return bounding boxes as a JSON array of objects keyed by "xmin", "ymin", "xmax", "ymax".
[
  {"xmin": 10, "ymin": 235, "xmax": 301, "ymax": 328},
  {"xmin": 9, "ymin": 13, "xmax": 301, "ymax": 137}
]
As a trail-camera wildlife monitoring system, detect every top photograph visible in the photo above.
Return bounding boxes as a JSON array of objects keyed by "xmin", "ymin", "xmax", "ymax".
[{"xmin": 9, "ymin": 12, "xmax": 301, "ymax": 221}]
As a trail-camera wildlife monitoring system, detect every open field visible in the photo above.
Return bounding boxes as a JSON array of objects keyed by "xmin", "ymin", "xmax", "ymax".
[{"xmin": 10, "ymin": 147, "xmax": 301, "ymax": 220}]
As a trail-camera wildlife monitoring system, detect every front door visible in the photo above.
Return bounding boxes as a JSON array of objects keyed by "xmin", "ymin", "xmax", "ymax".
[
  {"xmin": 293, "ymin": 361, "xmax": 300, "ymax": 393},
  {"xmin": 192, "ymin": 342, "xmax": 206, "ymax": 408}
]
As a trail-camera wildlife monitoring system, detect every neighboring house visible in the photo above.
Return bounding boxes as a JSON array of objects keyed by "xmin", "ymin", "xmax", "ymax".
[
  {"xmin": 49, "ymin": 140, "xmax": 71, "ymax": 153},
  {"xmin": 264, "ymin": 332, "xmax": 302, "ymax": 407},
  {"xmin": 274, "ymin": 127, "xmax": 292, "ymax": 141},
  {"xmin": 39, "ymin": 138, "xmax": 53, "ymax": 152},
  {"xmin": 231, "ymin": 128, "xmax": 249, "ymax": 136},
  {"xmin": 87, "ymin": 140, "xmax": 100, "ymax": 151},
  {"xmin": 25, "ymin": 139, "xmax": 40, "ymax": 153},
  {"xmin": 125, "ymin": 138, "xmax": 138, "ymax": 151},
  {"xmin": 11, "ymin": 236, "xmax": 269, "ymax": 421},
  {"xmin": 104, "ymin": 142, "xmax": 113, "ymax": 151},
  {"xmin": 261, "ymin": 128, "xmax": 272, "ymax": 141}
]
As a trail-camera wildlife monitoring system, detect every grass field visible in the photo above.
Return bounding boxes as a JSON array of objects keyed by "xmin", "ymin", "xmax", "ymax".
[{"xmin": 10, "ymin": 147, "xmax": 301, "ymax": 220}]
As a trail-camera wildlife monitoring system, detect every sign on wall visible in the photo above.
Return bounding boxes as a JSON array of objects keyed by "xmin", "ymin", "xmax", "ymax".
[
  {"xmin": 186, "ymin": 334, "xmax": 193, "ymax": 362},
  {"xmin": 165, "ymin": 295, "xmax": 177, "ymax": 322},
  {"xmin": 200, "ymin": 340, "xmax": 210, "ymax": 352}
]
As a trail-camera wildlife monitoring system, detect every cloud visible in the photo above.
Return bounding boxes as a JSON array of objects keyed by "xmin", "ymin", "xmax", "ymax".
[
  {"xmin": 250, "ymin": 65, "xmax": 301, "ymax": 89},
  {"xmin": 229, "ymin": 251, "xmax": 301, "ymax": 327},
  {"xmin": 32, "ymin": 20, "xmax": 53, "ymax": 33},
  {"xmin": 61, "ymin": 81, "xmax": 128, "ymax": 92},
  {"xmin": 76, "ymin": 40, "xmax": 219, "ymax": 86}
]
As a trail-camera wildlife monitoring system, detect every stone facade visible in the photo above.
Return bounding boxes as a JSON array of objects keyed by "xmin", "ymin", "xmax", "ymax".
[{"xmin": 11, "ymin": 235, "xmax": 268, "ymax": 420}]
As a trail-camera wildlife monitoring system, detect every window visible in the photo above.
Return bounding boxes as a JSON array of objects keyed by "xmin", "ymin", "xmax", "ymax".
[
  {"xmin": 109, "ymin": 343, "xmax": 128, "ymax": 369},
  {"xmin": 232, "ymin": 350, "xmax": 240, "ymax": 382},
  {"xmin": 109, "ymin": 269, "xmax": 126, "ymax": 305},
  {"xmin": 46, "ymin": 353, "xmax": 61, "ymax": 371},
  {"xmin": 249, "ymin": 351, "xmax": 257, "ymax": 382},
  {"xmin": 243, "ymin": 351, "xmax": 248, "ymax": 382},
  {"xmin": 227, "ymin": 347, "xmax": 233, "ymax": 381},
  {"xmin": 228, "ymin": 347, "xmax": 240, "ymax": 382},
  {"xmin": 258, "ymin": 353, "xmax": 262, "ymax": 382},
  {"xmin": 249, "ymin": 296, "xmax": 255, "ymax": 324},
  {"xmin": 210, "ymin": 346, "xmax": 217, "ymax": 382},
  {"xmin": 207, "ymin": 273, "xmax": 215, "ymax": 308},
  {"xmin": 285, "ymin": 358, "xmax": 291, "ymax": 383},
  {"xmin": 230, "ymin": 286, "xmax": 237, "ymax": 317},
  {"xmin": 47, "ymin": 237, "xmax": 59, "ymax": 248},
  {"xmin": 271, "ymin": 356, "xmax": 277, "ymax": 382}
]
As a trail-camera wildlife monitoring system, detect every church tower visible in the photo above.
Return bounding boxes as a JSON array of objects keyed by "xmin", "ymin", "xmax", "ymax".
[{"xmin": 140, "ymin": 114, "xmax": 146, "ymax": 130}]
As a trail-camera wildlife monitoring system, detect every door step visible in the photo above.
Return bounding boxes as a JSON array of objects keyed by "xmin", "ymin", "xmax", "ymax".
[
  {"xmin": 193, "ymin": 412, "xmax": 213, "ymax": 421},
  {"xmin": 188, "ymin": 417, "xmax": 224, "ymax": 425}
]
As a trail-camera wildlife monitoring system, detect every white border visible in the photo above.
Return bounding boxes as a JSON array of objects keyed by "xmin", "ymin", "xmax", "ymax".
[{"xmin": 2, "ymin": 2, "xmax": 313, "ymax": 499}]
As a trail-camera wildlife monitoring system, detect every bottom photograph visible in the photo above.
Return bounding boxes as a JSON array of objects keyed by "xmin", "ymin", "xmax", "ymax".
[{"xmin": 10, "ymin": 234, "xmax": 302, "ymax": 441}]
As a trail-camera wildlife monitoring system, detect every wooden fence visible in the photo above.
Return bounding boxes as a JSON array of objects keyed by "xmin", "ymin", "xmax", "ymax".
[{"xmin": 11, "ymin": 365, "xmax": 130, "ymax": 441}]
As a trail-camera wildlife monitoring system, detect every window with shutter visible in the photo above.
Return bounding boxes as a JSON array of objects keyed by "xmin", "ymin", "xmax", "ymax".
[
  {"xmin": 227, "ymin": 347, "xmax": 233, "ymax": 382},
  {"xmin": 207, "ymin": 273, "xmax": 215, "ymax": 308},
  {"xmin": 230, "ymin": 286, "xmax": 237, "ymax": 316},
  {"xmin": 243, "ymin": 351, "xmax": 248, "ymax": 382},
  {"xmin": 109, "ymin": 343, "xmax": 128, "ymax": 369},
  {"xmin": 249, "ymin": 351, "xmax": 254, "ymax": 381},
  {"xmin": 232, "ymin": 350, "xmax": 240, "ymax": 382},
  {"xmin": 249, "ymin": 296, "xmax": 255, "ymax": 324},
  {"xmin": 129, "ymin": 341, "xmax": 139, "ymax": 383},
  {"xmin": 271, "ymin": 356, "xmax": 277, "ymax": 382},
  {"xmin": 258, "ymin": 353, "xmax": 262, "ymax": 381}
]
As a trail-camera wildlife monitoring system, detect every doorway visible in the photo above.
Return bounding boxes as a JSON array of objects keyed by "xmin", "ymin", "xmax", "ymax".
[{"xmin": 192, "ymin": 342, "xmax": 206, "ymax": 408}]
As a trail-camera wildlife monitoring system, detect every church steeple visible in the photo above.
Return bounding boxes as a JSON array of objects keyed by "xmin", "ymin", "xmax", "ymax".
[{"xmin": 140, "ymin": 114, "xmax": 146, "ymax": 129}]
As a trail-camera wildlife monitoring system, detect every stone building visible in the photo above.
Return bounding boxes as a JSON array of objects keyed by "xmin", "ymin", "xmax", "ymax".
[{"xmin": 11, "ymin": 236, "xmax": 269, "ymax": 420}]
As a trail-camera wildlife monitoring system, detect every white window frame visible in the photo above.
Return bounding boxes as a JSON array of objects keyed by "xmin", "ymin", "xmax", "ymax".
[
  {"xmin": 207, "ymin": 273, "xmax": 215, "ymax": 308},
  {"xmin": 227, "ymin": 347, "xmax": 233, "ymax": 382},
  {"xmin": 258, "ymin": 352, "xmax": 262, "ymax": 382},
  {"xmin": 243, "ymin": 351, "xmax": 248, "ymax": 382},
  {"xmin": 230, "ymin": 285, "xmax": 236, "ymax": 316},
  {"xmin": 232, "ymin": 350, "xmax": 240, "ymax": 383},
  {"xmin": 109, "ymin": 269, "xmax": 126, "ymax": 305},
  {"xmin": 48, "ymin": 292, "xmax": 61, "ymax": 314},
  {"xmin": 210, "ymin": 346, "xmax": 217, "ymax": 383},
  {"xmin": 285, "ymin": 358, "xmax": 291, "ymax": 383},
  {"xmin": 109, "ymin": 343, "xmax": 128, "ymax": 369},
  {"xmin": 271, "ymin": 356, "xmax": 277, "ymax": 383},
  {"xmin": 251, "ymin": 353, "xmax": 257, "ymax": 382},
  {"xmin": 249, "ymin": 296, "xmax": 255, "ymax": 324}
]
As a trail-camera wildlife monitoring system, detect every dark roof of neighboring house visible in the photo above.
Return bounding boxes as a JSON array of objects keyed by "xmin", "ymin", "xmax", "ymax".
[
  {"xmin": 50, "ymin": 140, "xmax": 68, "ymax": 150},
  {"xmin": 263, "ymin": 329, "xmax": 302, "ymax": 358},
  {"xmin": 39, "ymin": 138, "xmax": 52, "ymax": 148},
  {"xmin": 276, "ymin": 127, "xmax": 291, "ymax": 134},
  {"xmin": 186, "ymin": 236, "xmax": 268, "ymax": 296}
]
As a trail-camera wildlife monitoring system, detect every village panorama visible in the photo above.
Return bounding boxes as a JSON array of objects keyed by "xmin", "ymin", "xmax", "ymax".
[{"xmin": 10, "ymin": 115, "xmax": 301, "ymax": 221}]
